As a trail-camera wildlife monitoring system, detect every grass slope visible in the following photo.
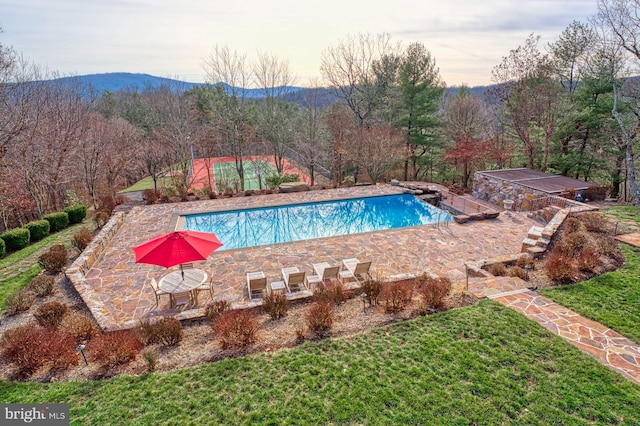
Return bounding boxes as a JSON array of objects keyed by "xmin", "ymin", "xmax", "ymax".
[
  {"xmin": 541, "ymin": 244, "xmax": 640, "ymax": 344},
  {"xmin": 2, "ymin": 301, "xmax": 639, "ymax": 425}
]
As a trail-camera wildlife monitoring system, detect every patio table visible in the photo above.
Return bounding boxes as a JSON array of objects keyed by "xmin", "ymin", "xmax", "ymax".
[{"xmin": 159, "ymin": 269, "xmax": 208, "ymax": 306}]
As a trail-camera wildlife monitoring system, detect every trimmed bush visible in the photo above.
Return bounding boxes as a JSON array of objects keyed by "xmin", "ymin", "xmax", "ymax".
[
  {"xmin": 204, "ymin": 300, "xmax": 231, "ymax": 325},
  {"xmin": 4, "ymin": 290, "xmax": 36, "ymax": 315},
  {"xmin": 38, "ymin": 244, "xmax": 68, "ymax": 273},
  {"xmin": 488, "ymin": 262, "xmax": 506, "ymax": 276},
  {"xmin": 44, "ymin": 212, "xmax": 69, "ymax": 233},
  {"xmin": 33, "ymin": 302, "xmax": 68, "ymax": 328},
  {"xmin": 213, "ymin": 309, "xmax": 259, "ymax": 348},
  {"xmin": 0, "ymin": 237, "xmax": 5, "ymax": 258},
  {"xmin": 27, "ymin": 275, "xmax": 56, "ymax": 297},
  {"xmin": 360, "ymin": 278, "xmax": 384, "ymax": 306},
  {"xmin": 65, "ymin": 204, "xmax": 87, "ymax": 224},
  {"xmin": 1, "ymin": 325, "xmax": 78, "ymax": 379},
  {"xmin": 381, "ymin": 281, "xmax": 414, "ymax": 313},
  {"xmin": 563, "ymin": 217, "xmax": 586, "ymax": 235},
  {"xmin": 142, "ymin": 189, "xmax": 158, "ymax": 205},
  {"xmin": 576, "ymin": 248, "xmax": 601, "ymax": 273},
  {"xmin": 262, "ymin": 292, "xmax": 289, "ymax": 320},
  {"xmin": 579, "ymin": 212, "xmax": 610, "ymax": 234},
  {"xmin": 0, "ymin": 227, "xmax": 30, "ymax": 251},
  {"xmin": 417, "ymin": 276, "xmax": 452, "ymax": 313},
  {"xmin": 60, "ymin": 312, "xmax": 98, "ymax": 342},
  {"xmin": 72, "ymin": 226, "xmax": 93, "ymax": 251},
  {"xmin": 305, "ymin": 301, "xmax": 333, "ymax": 338},
  {"xmin": 545, "ymin": 252, "xmax": 578, "ymax": 284},
  {"xmin": 154, "ymin": 317, "xmax": 183, "ymax": 346},
  {"xmin": 88, "ymin": 330, "xmax": 143, "ymax": 368},
  {"xmin": 509, "ymin": 266, "xmax": 528, "ymax": 280},
  {"xmin": 24, "ymin": 220, "xmax": 50, "ymax": 241}
]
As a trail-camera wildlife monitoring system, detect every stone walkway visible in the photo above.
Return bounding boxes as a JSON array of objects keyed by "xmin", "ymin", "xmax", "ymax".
[
  {"xmin": 75, "ymin": 185, "xmax": 539, "ymax": 330},
  {"xmin": 491, "ymin": 289, "xmax": 640, "ymax": 386}
]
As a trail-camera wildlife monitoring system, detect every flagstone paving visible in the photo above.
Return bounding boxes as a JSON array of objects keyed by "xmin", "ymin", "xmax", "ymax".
[
  {"xmin": 72, "ymin": 184, "xmax": 539, "ymax": 330},
  {"xmin": 491, "ymin": 290, "xmax": 640, "ymax": 386}
]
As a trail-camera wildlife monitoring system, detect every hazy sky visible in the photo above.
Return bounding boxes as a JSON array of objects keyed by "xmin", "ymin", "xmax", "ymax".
[{"xmin": 2, "ymin": 0, "xmax": 600, "ymax": 87}]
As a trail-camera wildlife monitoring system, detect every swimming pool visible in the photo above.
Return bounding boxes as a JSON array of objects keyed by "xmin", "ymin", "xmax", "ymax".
[{"xmin": 183, "ymin": 194, "xmax": 453, "ymax": 250}]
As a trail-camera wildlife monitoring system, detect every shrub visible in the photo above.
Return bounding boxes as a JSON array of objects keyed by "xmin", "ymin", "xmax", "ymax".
[
  {"xmin": 154, "ymin": 317, "xmax": 183, "ymax": 346},
  {"xmin": 576, "ymin": 248, "xmax": 601, "ymax": 273},
  {"xmin": 360, "ymin": 278, "xmax": 384, "ymax": 306},
  {"xmin": 0, "ymin": 237, "xmax": 4, "ymax": 257},
  {"xmin": 213, "ymin": 309, "xmax": 259, "ymax": 349},
  {"xmin": 38, "ymin": 244, "xmax": 68, "ymax": 273},
  {"xmin": 72, "ymin": 226, "xmax": 93, "ymax": 251},
  {"xmin": 305, "ymin": 301, "xmax": 333, "ymax": 338},
  {"xmin": 0, "ymin": 227, "xmax": 30, "ymax": 251},
  {"xmin": 24, "ymin": 220, "xmax": 50, "ymax": 241},
  {"xmin": 312, "ymin": 281, "xmax": 346, "ymax": 305},
  {"xmin": 27, "ymin": 274, "xmax": 56, "ymax": 297},
  {"xmin": 509, "ymin": 266, "xmax": 528, "ymax": 280},
  {"xmin": 1, "ymin": 325, "xmax": 78, "ymax": 378},
  {"xmin": 136, "ymin": 318, "xmax": 161, "ymax": 345},
  {"xmin": 488, "ymin": 262, "xmax": 506, "ymax": 276},
  {"xmin": 4, "ymin": 290, "xmax": 36, "ymax": 315},
  {"xmin": 88, "ymin": 330, "xmax": 144, "ymax": 368},
  {"xmin": 562, "ymin": 217, "xmax": 585, "ymax": 235},
  {"xmin": 554, "ymin": 231, "xmax": 593, "ymax": 258},
  {"xmin": 515, "ymin": 255, "xmax": 535, "ymax": 269},
  {"xmin": 142, "ymin": 189, "xmax": 158, "ymax": 205},
  {"xmin": 262, "ymin": 291, "xmax": 288, "ymax": 320},
  {"xmin": 204, "ymin": 300, "xmax": 231, "ymax": 324},
  {"xmin": 381, "ymin": 281, "xmax": 414, "ymax": 313},
  {"xmin": 545, "ymin": 252, "xmax": 578, "ymax": 284},
  {"xmin": 44, "ymin": 212, "xmax": 69, "ymax": 233},
  {"xmin": 34, "ymin": 301, "xmax": 68, "ymax": 328},
  {"xmin": 417, "ymin": 276, "xmax": 452, "ymax": 313},
  {"xmin": 98, "ymin": 196, "xmax": 116, "ymax": 215},
  {"xmin": 266, "ymin": 173, "xmax": 299, "ymax": 189},
  {"xmin": 579, "ymin": 212, "xmax": 609, "ymax": 233},
  {"xmin": 65, "ymin": 204, "xmax": 87, "ymax": 224},
  {"xmin": 60, "ymin": 312, "xmax": 98, "ymax": 342},
  {"xmin": 597, "ymin": 236, "xmax": 625, "ymax": 266},
  {"xmin": 141, "ymin": 347, "xmax": 159, "ymax": 372},
  {"xmin": 93, "ymin": 211, "xmax": 110, "ymax": 228}
]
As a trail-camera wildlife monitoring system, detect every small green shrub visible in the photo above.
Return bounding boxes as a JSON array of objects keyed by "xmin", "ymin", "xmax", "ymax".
[
  {"xmin": 43, "ymin": 212, "xmax": 69, "ymax": 233},
  {"xmin": 65, "ymin": 204, "xmax": 87, "ymax": 224},
  {"xmin": 24, "ymin": 220, "xmax": 50, "ymax": 241},
  {"xmin": 204, "ymin": 300, "xmax": 231, "ymax": 325},
  {"xmin": 72, "ymin": 226, "xmax": 93, "ymax": 251},
  {"xmin": 262, "ymin": 292, "xmax": 289, "ymax": 320},
  {"xmin": 266, "ymin": 173, "xmax": 299, "ymax": 189},
  {"xmin": 38, "ymin": 244, "xmax": 68, "ymax": 273},
  {"xmin": 213, "ymin": 309, "xmax": 259, "ymax": 348},
  {"xmin": 4, "ymin": 290, "xmax": 36, "ymax": 315},
  {"xmin": 33, "ymin": 301, "xmax": 68, "ymax": 328},
  {"xmin": 27, "ymin": 275, "xmax": 56, "ymax": 297},
  {"xmin": 0, "ymin": 237, "xmax": 5, "ymax": 258},
  {"xmin": 0, "ymin": 227, "xmax": 30, "ymax": 251},
  {"xmin": 88, "ymin": 330, "xmax": 144, "ymax": 368},
  {"xmin": 305, "ymin": 301, "xmax": 333, "ymax": 338},
  {"xmin": 488, "ymin": 262, "xmax": 507, "ymax": 276},
  {"xmin": 60, "ymin": 312, "xmax": 98, "ymax": 342}
]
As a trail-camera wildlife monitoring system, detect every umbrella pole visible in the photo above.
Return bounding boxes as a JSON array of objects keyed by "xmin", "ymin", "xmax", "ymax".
[{"xmin": 181, "ymin": 264, "xmax": 184, "ymax": 279}]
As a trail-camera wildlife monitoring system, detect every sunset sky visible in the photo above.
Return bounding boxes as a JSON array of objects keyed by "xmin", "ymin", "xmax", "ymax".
[{"xmin": 2, "ymin": 0, "xmax": 600, "ymax": 87}]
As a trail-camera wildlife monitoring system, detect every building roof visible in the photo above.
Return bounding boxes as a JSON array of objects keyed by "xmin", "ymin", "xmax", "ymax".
[{"xmin": 476, "ymin": 168, "xmax": 601, "ymax": 194}]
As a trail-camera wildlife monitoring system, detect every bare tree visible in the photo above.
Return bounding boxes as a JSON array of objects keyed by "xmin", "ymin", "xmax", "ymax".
[{"xmin": 355, "ymin": 125, "xmax": 403, "ymax": 184}]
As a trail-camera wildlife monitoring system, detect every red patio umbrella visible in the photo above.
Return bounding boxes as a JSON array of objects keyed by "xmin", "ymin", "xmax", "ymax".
[{"xmin": 133, "ymin": 230, "xmax": 223, "ymax": 269}]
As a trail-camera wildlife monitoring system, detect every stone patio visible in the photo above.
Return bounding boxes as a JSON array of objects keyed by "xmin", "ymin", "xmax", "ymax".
[{"xmin": 70, "ymin": 184, "xmax": 539, "ymax": 331}]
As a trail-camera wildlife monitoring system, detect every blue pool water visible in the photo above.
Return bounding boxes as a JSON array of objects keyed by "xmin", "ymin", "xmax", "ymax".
[{"xmin": 183, "ymin": 194, "xmax": 453, "ymax": 251}]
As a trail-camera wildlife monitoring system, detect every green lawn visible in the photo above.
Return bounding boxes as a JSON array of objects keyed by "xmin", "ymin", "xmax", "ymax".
[
  {"xmin": 214, "ymin": 160, "xmax": 277, "ymax": 192},
  {"xmin": 2, "ymin": 301, "xmax": 640, "ymax": 425},
  {"xmin": 118, "ymin": 175, "xmax": 173, "ymax": 193}
]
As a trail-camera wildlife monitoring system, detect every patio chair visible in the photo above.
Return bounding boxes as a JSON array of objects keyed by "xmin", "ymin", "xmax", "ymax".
[
  {"xmin": 171, "ymin": 290, "xmax": 192, "ymax": 309},
  {"xmin": 247, "ymin": 271, "xmax": 267, "ymax": 301},
  {"xmin": 150, "ymin": 277, "xmax": 170, "ymax": 307},
  {"xmin": 282, "ymin": 267, "xmax": 306, "ymax": 292},
  {"xmin": 305, "ymin": 262, "xmax": 340, "ymax": 291},
  {"xmin": 192, "ymin": 276, "xmax": 214, "ymax": 306},
  {"xmin": 338, "ymin": 258, "xmax": 372, "ymax": 285}
]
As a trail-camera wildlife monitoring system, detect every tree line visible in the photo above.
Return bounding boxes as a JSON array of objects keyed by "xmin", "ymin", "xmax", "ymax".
[{"xmin": 1, "ymin": 0, "xmax": 640, "ymax": 231}]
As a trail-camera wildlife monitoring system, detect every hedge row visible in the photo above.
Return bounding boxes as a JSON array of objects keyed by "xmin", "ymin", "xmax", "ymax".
[{"xmin": 0, "ymin": 205, "xmax": 87, "ymax": 256}]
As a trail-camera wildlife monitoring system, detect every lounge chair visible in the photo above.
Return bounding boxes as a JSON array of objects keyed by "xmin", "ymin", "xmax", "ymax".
[
  {"xmin": 281, "ymin": 267, "xmax": 306, "ymax": 292},
  {"xmin": 150, "ymin": 277, "xmax": 170, "ymax": 307},
  {"xmin": 305, "ymin": 262, "xmax": 340, "ymax": 290},
  {"xmin": 338, "ymin": 258, "xmax": 372, "ymax": 284},
  {"xmin": 247, "ymin": 271, "xmax": 267, "ymax": 301}
]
